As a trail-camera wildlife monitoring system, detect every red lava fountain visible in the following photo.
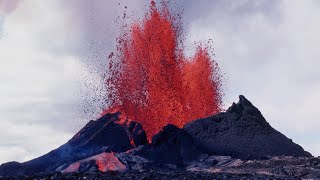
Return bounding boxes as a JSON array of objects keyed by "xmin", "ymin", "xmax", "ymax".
[{"xmin": 105, "ymin": 1, "xmax": 223, "ymax": 139}]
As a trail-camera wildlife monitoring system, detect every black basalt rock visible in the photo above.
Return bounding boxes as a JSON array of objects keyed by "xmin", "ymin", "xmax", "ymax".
[
  {"xmin": 0, "ymin": 162, "xmax": 26, "ymax": 177},
  {"xmin": 184, "ymin": 95, "xmax": 312, "ymax": 159},
  {"xmin": 128, "ymin": 121, "xmax": 148, "ymax": 147},
  {"xmin": 136, "ymin": 124, "xmax": 200, "ymax": 166}
]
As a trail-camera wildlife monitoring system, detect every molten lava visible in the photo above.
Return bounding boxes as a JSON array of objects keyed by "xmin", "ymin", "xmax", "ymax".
[
  {"xmin": 106, "ymin": 1, "xmax": 222, "ymax": 139},
  {"xmin": 62, "ymin": 152, "xmax": 126, "ymax": 173}
]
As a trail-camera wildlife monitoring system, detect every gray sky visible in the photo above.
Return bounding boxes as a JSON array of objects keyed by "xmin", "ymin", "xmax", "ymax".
[{"xmin": 0, "ymin": 0, "xmax": 319, "ymax": 163}]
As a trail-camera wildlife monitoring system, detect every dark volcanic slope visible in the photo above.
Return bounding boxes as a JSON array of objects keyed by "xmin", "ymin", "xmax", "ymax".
[
  {"xmin": 184, "ymin": 95, "xmax": 312, "ymax": 159},
  {"xmin": 0, "ymin": 112, "xmax": 147, "ymax": 176}
]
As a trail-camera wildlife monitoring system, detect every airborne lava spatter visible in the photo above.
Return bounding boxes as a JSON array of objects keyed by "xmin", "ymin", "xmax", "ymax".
[{"xmin": 105, "ymin": 1, "xmax": 223, "ymax": 139}]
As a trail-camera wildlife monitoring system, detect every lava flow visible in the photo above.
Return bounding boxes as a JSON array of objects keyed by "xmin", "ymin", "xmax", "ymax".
[{"xmin": 105, "ymin": 1, "xmax": 223, "ymax": 139}]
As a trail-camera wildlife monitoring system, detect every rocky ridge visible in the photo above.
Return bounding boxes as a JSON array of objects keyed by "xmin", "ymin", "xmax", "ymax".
[{"xmin": 184, "ymin": 95, "xmax": 311, "ymax": 159}]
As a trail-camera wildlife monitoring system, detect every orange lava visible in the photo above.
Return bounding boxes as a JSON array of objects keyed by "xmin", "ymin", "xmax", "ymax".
[
  {"xmin": 95, "ymin": 152, "xmax": 126, "ymax": 172},
  {"xmin": 106, "ymin": 1, "xmax": 222, "ymax": 139}
]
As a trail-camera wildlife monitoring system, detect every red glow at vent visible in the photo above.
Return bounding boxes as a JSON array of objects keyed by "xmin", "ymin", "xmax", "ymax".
[{"xmin": 105, "ymin": 1, "xmax": 223, "ymax": 139}]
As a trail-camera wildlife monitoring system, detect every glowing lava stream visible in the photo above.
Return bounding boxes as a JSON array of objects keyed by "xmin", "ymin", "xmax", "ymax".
[{"xmin": 105, "ymin": 1, "xmax": 223, "ymax": 139}]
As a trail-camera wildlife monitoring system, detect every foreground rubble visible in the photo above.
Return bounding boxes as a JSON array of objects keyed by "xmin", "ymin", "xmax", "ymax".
[{"xmin": 2, "ymin": 155, "xmax": 320, "ymax": 179}]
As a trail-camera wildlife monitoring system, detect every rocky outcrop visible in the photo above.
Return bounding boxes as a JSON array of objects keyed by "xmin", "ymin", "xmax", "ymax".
[
  {"xmin": 5, "ymin": 156, "xmax": 320, "ymax": 179},
  {"xmin": 127, "ymin": 121, "xmax": 148, "ymax": 147},
  {"xmin": 135, "ymin": 124, "xmax": 200, "ymax": 165},
  {"xmin": 184, "ymin": 95, "xmax": 312, "ymax": 159},
  {"xmin": 186, "ymin": 155, "xmax": 320, "ymax": 179},
  {"xmin": 60, "ymin": 152, "xmax": 126, "ymax": 173}
]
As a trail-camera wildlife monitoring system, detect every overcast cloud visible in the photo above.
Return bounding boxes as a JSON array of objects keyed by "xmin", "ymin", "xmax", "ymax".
[
  {"xmin": 0, "ymin": 0, "xmax": 319, "ymax": 163},
  {"xmin": 183, "ymin": 0, "xmax": 320, "ymax": 156}
]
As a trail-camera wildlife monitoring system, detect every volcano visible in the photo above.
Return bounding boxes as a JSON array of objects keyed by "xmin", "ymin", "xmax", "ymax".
[
  {"xmin": 1, "ymin": 96, "xmax": 318, "ymax": 179},
  {"xmin": 184, "ymin": 95, "xmax": 312, "ymax": 159}
]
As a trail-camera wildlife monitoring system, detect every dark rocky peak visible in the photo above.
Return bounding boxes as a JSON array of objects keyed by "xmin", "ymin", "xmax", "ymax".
[
  {"xmin": 68, "ymin": 112, "xmax": 147, "ymax": 150},
  {"xmin": 184, "ymin": 95, "xmax": 312, "ymax": 159},
  {"xmin": 227, "ymin": 95, "xmax": 260, "ymax": 115},
  {"xmin": 127, "ymin": 121, "xmax": 148, "ymax": 147},
  {"xmin": 225, "ymin": 95, "xmax": 270, "ymax": 129},
  {"xmin": 151, "ymin": 124, "xmax": 183, "ymax": 145},
  {"xmin": 68, "ymin": 112, "xmax": 120, "ymax": 144},
  {"xmin": 136, "ymin": 124, "xmax": 200, "ymax": 165}
]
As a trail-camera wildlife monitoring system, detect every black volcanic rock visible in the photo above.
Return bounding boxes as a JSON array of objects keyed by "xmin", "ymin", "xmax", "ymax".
[
  {"xmin": 127, "ymin": 121, "xmax": 148, "ymax": 146},
  {"xmin": 0, "ymin": 112, "xmax": 147, "ymax": 176},
  {"xmin": 0, "ymin": 162, "xmax": 26, "ymax": 177},
  {"xmin": 184, "ymin": 95, "xmax": 312, "ymax": 159},
  {"xmin": 5, "ymin": 156, "xmax": 320, "ymax": 179},
  {"xmin": 66, "ymin": 115, "xmax": 131, "ymax": 153},
  {"xmin": 136, "ymin": 124, "xmax": 200, "ymax": 165}
]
